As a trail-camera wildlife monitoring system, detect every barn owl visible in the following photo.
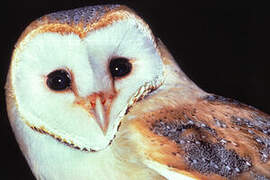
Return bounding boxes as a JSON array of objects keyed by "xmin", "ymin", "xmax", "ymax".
[{"xmin": 5, "ymin": 4, "xmax": 270, "ymax": 180}]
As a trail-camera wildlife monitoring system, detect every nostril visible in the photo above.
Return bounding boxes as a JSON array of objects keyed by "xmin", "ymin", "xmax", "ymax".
[
  {"xmin": 87, "ymin": 92, "xmax": 103, "ymax": 108},
  {"xmin": 101, "ymin": 98, "xmax": 106, "ymax": 105},
  {"xmin": 90, "ymin": 101, "xmax": 96, "ymax": 107}
]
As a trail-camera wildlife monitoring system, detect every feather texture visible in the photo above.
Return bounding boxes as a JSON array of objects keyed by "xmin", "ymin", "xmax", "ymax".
[{"xmin": 5, "ymin": 5, "xmax": 270, "ymax": 180}]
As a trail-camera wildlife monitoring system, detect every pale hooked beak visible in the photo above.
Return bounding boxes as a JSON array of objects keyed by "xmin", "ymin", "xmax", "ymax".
[{"xmin": 75, "ymin": 92, "xmax": 114, "ymax": 135}]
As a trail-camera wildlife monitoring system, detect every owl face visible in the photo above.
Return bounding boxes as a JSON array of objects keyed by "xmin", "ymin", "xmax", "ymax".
[{"xmin": 7, "ymin": 5, "xmax": 164, "ymax": 151}]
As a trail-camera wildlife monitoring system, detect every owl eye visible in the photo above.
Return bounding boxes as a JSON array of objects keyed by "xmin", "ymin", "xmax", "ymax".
[
  {"xmin": 109, "ymin": 57, "xmax": 132, "ymax": 78},
  {"xmin": 46, "ymin": 69, "xmax": 71, "ymax": 91}
]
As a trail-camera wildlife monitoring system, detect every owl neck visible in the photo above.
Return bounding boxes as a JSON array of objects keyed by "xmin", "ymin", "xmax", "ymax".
[
  {"xmin": 10, "ymin": 112, "xmax": 162, "ymax": 180},
  {"xmin": 157, "ymin": 39, "xmax": 206, "ymax": 101}
]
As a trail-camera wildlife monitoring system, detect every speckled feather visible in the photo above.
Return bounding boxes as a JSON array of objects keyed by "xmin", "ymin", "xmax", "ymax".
[
  {"xmin": 123, "ymin": 93, "xmax": 270, "ymax": 180},
  {"xmin": 15, "ymin": 5, "xmax": 136, "ymax": 43},
  {"xmin": 45, "ymin": 5, "xmax": 120, "ymax": 26},
  {"xmin": 117, "ymin": 41, "xmax": 270, "ymax": 180}
]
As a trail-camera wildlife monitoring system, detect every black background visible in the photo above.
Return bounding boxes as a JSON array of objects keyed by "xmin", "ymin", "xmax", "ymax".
[{"xmin": 1, "ymin": 1, "xmax": 270, "ymax": 179}]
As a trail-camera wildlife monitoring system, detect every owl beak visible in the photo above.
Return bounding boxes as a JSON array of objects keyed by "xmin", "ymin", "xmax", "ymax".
[
  {"xmin": 92, "ymin": 96, "xmax": 110, "ymax": 134},
  {"xmin": 75, "ymin": 92, "xmax": 113, "ymax": 135}
]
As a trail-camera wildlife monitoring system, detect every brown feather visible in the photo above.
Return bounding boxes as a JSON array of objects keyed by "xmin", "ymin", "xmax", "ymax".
[{"xmin": 122, "ymin": 92, "xmax": 270, "ymax": 180}]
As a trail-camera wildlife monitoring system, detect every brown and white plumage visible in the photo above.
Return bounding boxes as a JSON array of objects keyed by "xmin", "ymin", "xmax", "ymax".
[
  {"xmin": 116, "ymin": 41, "xmax": 270, "ymax": 180},
  {"xmin": 5, "ymin": 4, "xmax": 270, "ymax": 180}
]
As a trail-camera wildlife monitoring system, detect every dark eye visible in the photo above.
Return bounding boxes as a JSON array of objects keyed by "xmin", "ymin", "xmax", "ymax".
[
  {"xmin": 109, "ymin": 57, "xmax": 132, "ymax": 78},
  {"xmin": 46, "ymin": 69, "xmax": 71, "ymax": 91}
]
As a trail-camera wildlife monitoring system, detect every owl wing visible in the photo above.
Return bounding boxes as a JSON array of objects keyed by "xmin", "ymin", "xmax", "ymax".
[{"xmin": 127, "ymin": 94, "xmax": 270, "ymax": 180}]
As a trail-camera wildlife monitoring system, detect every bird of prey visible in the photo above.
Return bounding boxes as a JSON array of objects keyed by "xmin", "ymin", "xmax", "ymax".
[{"xmin": 5, "ymin": 4, "xmax": 270, "ymax": 180}]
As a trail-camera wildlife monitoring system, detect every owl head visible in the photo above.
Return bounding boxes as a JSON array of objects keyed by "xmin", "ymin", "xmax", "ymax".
[{"xmin": 5, "ymin": 5, "xmax": 175, "ymax": 152}]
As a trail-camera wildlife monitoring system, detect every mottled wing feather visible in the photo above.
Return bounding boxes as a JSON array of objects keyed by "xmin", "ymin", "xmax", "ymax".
[{"xmin": 128, "ymin": 94, "xmax": 270, "ymax": 180}]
